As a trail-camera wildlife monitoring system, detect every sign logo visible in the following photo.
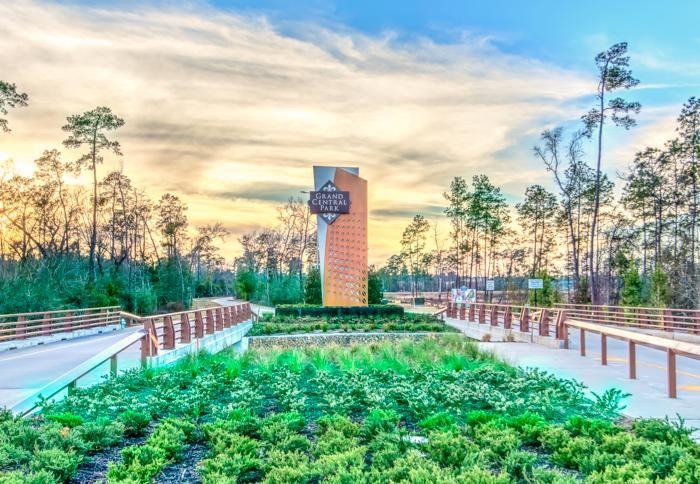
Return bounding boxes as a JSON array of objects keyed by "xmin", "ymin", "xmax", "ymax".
[{"xmin": 308, "ymin": 180, "xmax": 350, "ymax": 224}]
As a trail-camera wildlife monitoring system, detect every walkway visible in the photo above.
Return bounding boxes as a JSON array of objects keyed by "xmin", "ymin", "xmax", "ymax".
[{"xmin": 443, "ymin": 317, "xmax": 700, "ymax": 423}]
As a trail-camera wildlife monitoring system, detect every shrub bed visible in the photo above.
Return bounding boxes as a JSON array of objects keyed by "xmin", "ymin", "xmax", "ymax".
[
  {"xmin": 0, "ymin": 336, "xmax": 697, "ymax": 482},
  {"xmin": 275, "ymin": 304, "xmax": 404, "ymax": 317},
  {"xmin": 247, "ymin": 312, "xmax": 454, "ymax": 336}
]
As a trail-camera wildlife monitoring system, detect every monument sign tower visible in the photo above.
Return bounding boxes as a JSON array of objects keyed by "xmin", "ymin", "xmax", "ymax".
[{"xmin": 308, "ymin": 166, "xmax": 368, "ymax": 306}]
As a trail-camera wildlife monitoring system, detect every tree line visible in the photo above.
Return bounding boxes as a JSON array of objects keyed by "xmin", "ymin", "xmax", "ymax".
[
  {"xmin": 0, "ymin": 84, "xmax": 231, "ymax": 314},
  {"xmin": 380, "ymin": 43, "xmax": 700, "ymax": 309}
]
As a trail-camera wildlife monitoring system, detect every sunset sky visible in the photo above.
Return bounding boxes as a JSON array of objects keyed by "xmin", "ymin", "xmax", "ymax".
[{"xmin": 2, "ymin": 0, "xmax": 699, "ymax": 264}]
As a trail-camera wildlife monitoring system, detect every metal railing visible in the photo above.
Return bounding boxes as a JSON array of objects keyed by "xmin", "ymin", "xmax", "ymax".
[
  {"xmin": 555, "ymin": 303, "xmax": 700, "ymax": 334},
  {"xmin": 7, "ymin": 301, "xmax": 255, "ymax": 415},
  {"xmin": 0, "ymin": 306, "xmax": 122, "ymax": 342},
  {"xmin": 444, "ymin": 302, "xmax": 567, "ymax": 339},
  {"xmin": 442, "ymin": 301, "xmax": 700, "ymax": 398},
  {"xmin": 139, "ymin": 303, "xmax": 253, "ymax": 360}
]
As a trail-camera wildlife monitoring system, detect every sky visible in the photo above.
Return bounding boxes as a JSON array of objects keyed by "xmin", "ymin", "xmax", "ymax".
[{"xmin": 1, "ymin": 0, "xmax": 699, "ymax": 264}]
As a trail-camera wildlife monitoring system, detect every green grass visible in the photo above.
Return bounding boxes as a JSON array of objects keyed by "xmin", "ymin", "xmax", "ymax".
[
  {"xmin": 247, "ymin": 312, "xmax": 456, "ymax": 336},
  {"xmin": 0, "ymin": 336, "xmax": 698, "ymax": 482}
]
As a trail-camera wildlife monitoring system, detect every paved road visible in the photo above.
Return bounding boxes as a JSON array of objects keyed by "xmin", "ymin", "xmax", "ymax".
[{"xmin": 0, "ymin": 327, "xmax": 142, "ymax": 409}]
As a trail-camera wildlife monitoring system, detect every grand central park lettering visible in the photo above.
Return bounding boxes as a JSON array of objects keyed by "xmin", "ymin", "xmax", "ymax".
[{"xmin": 308, "ymin": 180, "xmax": 350, "ymax": 223}]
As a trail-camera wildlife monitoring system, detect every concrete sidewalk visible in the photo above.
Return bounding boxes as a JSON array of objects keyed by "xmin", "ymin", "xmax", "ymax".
[{"xmin": 476, "ymin": 340, "xmax": 700, "ymax": 425}]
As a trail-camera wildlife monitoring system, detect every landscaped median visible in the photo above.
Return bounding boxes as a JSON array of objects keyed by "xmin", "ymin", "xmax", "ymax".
[
  {"xmin": 247, "ymin": 311, "xmax": 454, "ymax": 336},
  {"xmin": 0, "ymin": 336, "xmax": 698, "ymax": 482}
]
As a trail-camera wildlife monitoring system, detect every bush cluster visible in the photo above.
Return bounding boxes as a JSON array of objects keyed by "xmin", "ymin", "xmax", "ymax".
[
  {"xmin": 275, "ymin": 304, "xmax": 404, "ymax": 317},
  {"xmin": 248, "ymin": 312, "xmax": 452, "ymax": 335},
  {"xmin": 0, "ymin": 337, "xmax": 697, "ymax": 482}
]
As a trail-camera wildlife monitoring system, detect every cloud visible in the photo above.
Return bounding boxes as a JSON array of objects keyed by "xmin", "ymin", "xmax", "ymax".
[{"xmin": 1, "ymin": 0, "xmax": 597, "ymax": 262}]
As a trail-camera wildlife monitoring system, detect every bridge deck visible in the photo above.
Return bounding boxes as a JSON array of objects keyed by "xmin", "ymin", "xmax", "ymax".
[{"xmin": 0, "ymin": 327, "xmax": 143, "ymax": 409}]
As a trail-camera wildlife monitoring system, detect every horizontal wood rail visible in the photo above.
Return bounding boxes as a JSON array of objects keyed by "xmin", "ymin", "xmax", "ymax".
[
  {"xmin": 10, "ymin": 330, "xmax": 146, "ymax": 416},
  {"xmin": 564, "ymin": 319, "xmax": 700, "ymax": 398},
  {"xmin": 139, "ymin": 302, "xmax": 253, "ymax": 359},
  {"xmin": 0, "ymin": 307, "xmax": 122, "ymax": 342},
  {"xmin": 445, "ymin": 302, "xmax": 567, "ymax": 339},
  {"xmin": 555, "ymin": 303, "xmax": 700, "ymax": 334}
]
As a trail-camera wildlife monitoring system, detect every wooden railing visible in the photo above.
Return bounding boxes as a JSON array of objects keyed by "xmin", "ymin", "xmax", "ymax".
[
  {"xmin": 443, "ymin": 301, "xmax": 700, "ymax": 398},
  {"xmin": 563, "ymin": 319, "xmax": 700, "ymax": 398},
  {"xmin": 556, "ymin": 303, "xmax": 700, "ymax": 334},
  {"xmin": 445, "ymin": 302, "xmax": 568, "ymax": 340},
  {"xmin": 139, "ymin": 303, "xmax": 253, "ymax": 360},
  {"xmin": 0, "ymin": 306, "xmax": 122, "ymax": 342}
]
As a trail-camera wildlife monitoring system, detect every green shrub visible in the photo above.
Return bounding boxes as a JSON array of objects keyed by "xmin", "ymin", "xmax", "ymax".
[
  {"xmin": 418, "ymin": 412, "xmax": 457, "ymax": 432},
  {"xmin": 29, "ymin": 448, "xmax": 81, "ymax": 482},
  {"xmin": 44, "ymin": 413, "xmax": 83, "ymax": 429},
  {"xmin": 564, "ymin": 415, "xmax": 619, "ymax": 441},
  {"xmin": 76, "ymin": 418, "xmax": 124, "ymax": 452},
  {"xmin": 586, "ymin": 462, "xmax": 653, "ymax": 483},
  {"xmin": 119, "ymin": 409, "xmax": 151, "ymax": 437},
  {"xmin": 0, "ymin": 470, "xmax": 59, "ymax": 484},
  {"xmin": 275, "ymin": 304, "xmax": 404, "ymax": 318},
  {"xmin": 551, "ymin": 436, "xmax": 596, "ymax": 469},
  {"xmin": 632, "ymin": 418, "xmax": 694, "ymax": 447},
  {"xmin": 505, "ymin": 412, "xmax": 548, "ymax": 445},
  {"xmin": 200, "ymin": 451, "xmax": 262, "ymax": 483},
  {"xmin": 362, "ymin": 409, "xmax": 399, "ymax": 439},
  {"xmin": 425, "ymin": 430, "xmax": 480, "ymax": 468},
  {"xmin": 473, "ymin": 424, "xmax": 521, "ymax": 459},
  {"xmin": 107, "ymin": 445, "xmax": 167, "ymax": 483},
  {"xmin": 502, "ymin": 449, "xmax": 537, "ymax": 479},
  {"xmin": 671, "ymin": 455, "xmax": 700, "ymax": 483}
]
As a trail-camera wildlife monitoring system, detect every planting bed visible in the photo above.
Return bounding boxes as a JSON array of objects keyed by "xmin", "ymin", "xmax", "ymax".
[
  {"xmin": 247, "ymin": 312, "xmax": 455, "ymax": 336},
  {"xmin": 0, "ymin": 336, "xmax": 698, "ymax": 483}
]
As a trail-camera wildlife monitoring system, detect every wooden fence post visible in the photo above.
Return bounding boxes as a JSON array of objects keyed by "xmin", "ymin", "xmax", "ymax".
[
  {"xmin": 64, "ymin": 311, "xmax": 73, "ymax": 332},
  {"xmin": 163, "ymin": 315, "xmax": 175, "ymax": 350},
  {"xmin": 667, "ymin": 349, "xmax": 677, "ymax": 398},
  {"xmin": 16, "ymin": 316, "xmax": 27, "ymax": 339},
  {"xmin": 504, "ymin": 307, "xmax": 512, "ymax": 329},
  {"xmin": 628, "ymin": 342, "xmax": 636, "ymax": 379},
  {"xmin": 244, "ymin": 303, "xmax": 251, "ymax": 321},
  {"xmin": 540, "ymin": 309, "xmax": 550, "ymax": 336},
  {"xmin": 490, "ymin": 305, "xmax": 498, "ymax": 326},
  {"xmin": 42, "ymin": 312, "xmax": 51, "ymax": 335},
  {"xmin": 215, "ymin": 308, "xmax": 224, "ymax": 331},
  {"xmin": 140, "ymin": 319, "xmax": 159, "ymax": 364},
  {"xmin": 468, "ymin": 304, "xmax": 475, "ymax": 322},
  {"xmin": 205, "ymin": 309, "xmax": 215, "ymax": 334},
  {"xmin": 223, "ymin": 307, "xmax": 231, "ymax": 328},
  {"xmin": 458, "ymin": 304, "xmax": 466, "ymax": 320},
  {"xmin": 601, "ymin": 334, "xmax": 607, "ymax": 365},
  {"xmin": 520, "ymin": 307, "xmax": 529, "ymax": 332},
  {"xmin": 580, "ymin": 328, "xmax": 586, "ymax": 356},
  {"xmin": 478, "ymin": 304, "xmax": 486, "ymax": 324},
  {"xmin": 110, "ymin": 354, "xmax": 118, "ymax": 377},
  {"xmin": 195, "ymin": 311, "xmax": 204, "ymax": 338},
  {"xmin": 180, "ymin": 313, "xmax": 191, "ymax": 343}
]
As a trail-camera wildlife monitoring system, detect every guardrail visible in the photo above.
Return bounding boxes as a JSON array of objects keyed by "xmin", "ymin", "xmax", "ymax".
[
  {"xmin": 555, "ymin": 303, "xmax": 700, "ymax": 334},
  {"xmin": 0, "ymin": 306, "xmax": 122, "ymax": 342}
]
